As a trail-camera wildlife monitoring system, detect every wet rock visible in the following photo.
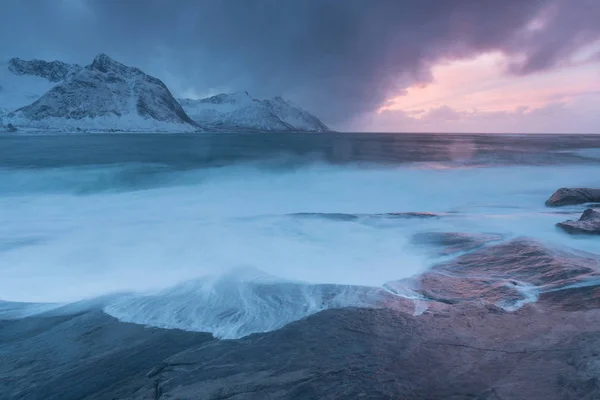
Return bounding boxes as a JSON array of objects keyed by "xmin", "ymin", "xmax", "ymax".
[
  {"xmin": 387, "ymin": 239, "xmax": 600, "ymax": 309},
  {"xmin": 0, "ymin": 311, "xmax": 212, "ymax": 400},
  {"xmin": 7, "ymin": 304, "xmax": 600, "ymax": 400},
  {"xmin": 557, "ymin": 208, "xmax": 600, "ymax": 235},
  {"xmin": 545, "ymin": 188, "xmax": 600, "ymax": 207},
  {"xmin": 434, "ymin": 239, "xmax": 600, "ymax": 290},
  {"xmin": 2, "ymin": 239, "xmax": 600, "ymax": 400},
  {"xmin": 539, "ymin": 283, "xmax": 600, "ymax": 311},
  {"xmin": 420, "ymin": 273, "xmax": 527, "ymax": 307},
  {"xmin": 384, "ymin": 212, "xmax": 440, "ymax": 218},
  {"xmin": 130, "ymin": 304, "xmax": 600, "ymax": 400},
  {"xmin": 412, "ymin": 231, "xmax": 503, "ymax": 255}
]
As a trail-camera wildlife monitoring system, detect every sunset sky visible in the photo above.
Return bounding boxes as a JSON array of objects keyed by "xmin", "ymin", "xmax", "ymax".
[
  {"xmin": 2, "ymin": 0, "xmax": 599, "ymax": 133},
  {"xmin": 371, "ymin": 46, "xmax": 600, "ymax": 133}
]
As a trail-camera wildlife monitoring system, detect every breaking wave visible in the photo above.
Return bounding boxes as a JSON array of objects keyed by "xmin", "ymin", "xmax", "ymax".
[{"xmin": 104, "ymin": 268, "xmax": 388, "ymax": 339}]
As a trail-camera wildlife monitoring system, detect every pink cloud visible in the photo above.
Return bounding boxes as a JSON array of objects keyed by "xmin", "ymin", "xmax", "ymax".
[
  {"xmin": 370, "ymin": 50, "xmax": 600, "ymax": 133},
  {"xmin": 363, "ymin": 95, "xmax": 600, "ymax": 133}
]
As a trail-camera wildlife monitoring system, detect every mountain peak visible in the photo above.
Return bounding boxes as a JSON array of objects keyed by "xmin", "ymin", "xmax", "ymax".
[
  {"xmin": 199, "ymin": 91, "xmax": 253, "ymax": 105},
  {"xmin": 179, "ymin": 92, "xmax": 330, "ymax": 132},
  {"xmin": 89, "ymin": 53, "xmax": 137, "ymax": 76},
  {"xmin": 11, "ymin": 54, "xmax": 197, "ymax": 131}
]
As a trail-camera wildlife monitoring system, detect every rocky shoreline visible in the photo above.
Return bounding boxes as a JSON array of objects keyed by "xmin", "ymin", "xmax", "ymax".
[
  {"xmin": 1, "ymin": 188, "xmax": 599, "ymax": 399},
  {"xmin": 2, "ymin": 235, "xmax": 599, "ymax": 399}
]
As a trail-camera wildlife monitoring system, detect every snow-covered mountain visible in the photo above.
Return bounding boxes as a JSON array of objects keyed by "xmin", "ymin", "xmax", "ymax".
[
  {"xmin": 1, "ymin": 53, "xmax": 330, "ymax": 133},
  {"xmin": 179, "ymin": 92, "xmax": 330, "ymax": 132},
  {"xmin": 4, "ymin": 54, "xmax": 198, "ymax": 132},
  {"xmin": 261, "ymin": 96, "xmax": 330, "ymax": 132}
]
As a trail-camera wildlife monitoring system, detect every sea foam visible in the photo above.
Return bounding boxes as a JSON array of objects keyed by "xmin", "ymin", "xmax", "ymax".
[{"xmin": 1, "ymin": 161, "xmax": 599, "ymax": 336}]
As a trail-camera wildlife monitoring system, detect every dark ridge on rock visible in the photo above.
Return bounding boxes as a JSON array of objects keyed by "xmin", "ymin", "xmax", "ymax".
[
  {"xmin": 290, "ymin": 212, "xmax": 360, "ymax": 221},
  {"xmin": 557, "ymin": 208, "xmax": 600, "ymax": 235},
  {"xmin": 539, "ymin": 283, "xmax": 600, "ymax": 311},
  {"xmin": 289, "ymin": 212, "xmax": 440, "ymax": 221},
  {"xmin": 385, "ymin": 211, "xmax": 440, "ymax": 218},
  {"xmin": 546, "ymin": 188, "xmax": 600, "ymax": 207},
  {"xmin": 8, "ymin": 57, "xmax": 82, "ymax": 82}
]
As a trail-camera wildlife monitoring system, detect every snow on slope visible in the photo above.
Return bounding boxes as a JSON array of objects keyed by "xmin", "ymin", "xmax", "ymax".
[
  {"xmin": 6, "ymin": 54, "xmax": 199, "ymax": 132},
  {"xmin": 262, "ymin": 96, "xmax": 330, "ymax": 132},
  {"xmin": 2, "ymin": 53, "xmax": 328, "ymax": 133},
  {"xmin": 178, "ymin": 91, "xmax": 293, "ymax": 131},
  {"xmin": 179, "ymin": 92, "xmax": 330, "ymax": 132}
]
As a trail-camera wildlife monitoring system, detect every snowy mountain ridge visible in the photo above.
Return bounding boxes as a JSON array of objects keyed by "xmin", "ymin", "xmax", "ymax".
[
  {"xmin": 0, "ymin": 60, "xmax": 57, "ymax": 117},
  {"xmin": 1, "ymin": 54, "xmax": 330, "ymax": 133},
  {"xmin": 5, "ymin": 54, "xmax": 198, "ymax": 132},
  {"xmin": 179, "ymin": 92, "xmax": 330, "ymax": 132},
  {"xmin": 8, "ymin": 57, "xmax": 82, "ymax": 82}
]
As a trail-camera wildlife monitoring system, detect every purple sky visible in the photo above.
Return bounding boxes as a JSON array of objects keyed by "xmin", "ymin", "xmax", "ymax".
[
  {"xmin": 1, "ymin": 0, "xmax": 599, "ymax": 132},
  {"xmin": 366, "ymin": 49, "xmax": 600, "ymax": 133}
]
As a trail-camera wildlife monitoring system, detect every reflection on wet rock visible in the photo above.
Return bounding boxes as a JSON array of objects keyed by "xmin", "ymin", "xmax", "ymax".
[{"xmin": 386, "ymin": 239, "xmax": 600, "ymax": 311}]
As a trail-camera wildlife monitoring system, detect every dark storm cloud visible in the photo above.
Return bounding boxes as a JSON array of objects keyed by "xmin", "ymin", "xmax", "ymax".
[
  {"xmin": 1, "ymin": 0, "xmax": 599, "ymax": 124},
  {"xmin": 507, "ymin": 0, "xmax": 600, "ymax": 74}
]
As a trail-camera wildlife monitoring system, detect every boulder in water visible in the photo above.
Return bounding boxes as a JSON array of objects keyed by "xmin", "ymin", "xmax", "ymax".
[
  {"xmin": 545, "ymin": 188, "xmax": 600, "ymax": 207},
  {"xmin": 557, "ymin": 208, "xmax": 600, "ymax": 235}
]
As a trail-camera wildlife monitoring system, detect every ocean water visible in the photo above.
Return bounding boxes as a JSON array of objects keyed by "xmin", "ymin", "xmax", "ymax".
[{"xmin": 1, "ymin": 132, "xmax": 599, "ymax": 338}]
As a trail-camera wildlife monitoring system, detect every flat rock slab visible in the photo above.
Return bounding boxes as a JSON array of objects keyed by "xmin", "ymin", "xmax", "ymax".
[
  {"xmin": 0, "ymin": 311, "xmax": 213, "ymax": 400},
  {"xmin": 557, "ymin": 208, "xmax": 600, "ymax": 235},
  {"xmin": 3, "ymin": 303, "xmax": 599, "ymax": 400},
  {"xmin": 546, "ymin": 188, "xmax": 600, "ymax": 207},
  {"xmin": 130, "ymin": 302, "xmax": 600, "ymax": 400}
]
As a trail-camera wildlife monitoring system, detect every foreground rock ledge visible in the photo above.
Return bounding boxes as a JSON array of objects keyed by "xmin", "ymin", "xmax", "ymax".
[
  {"xmin": 557, "ymin": 208, "xmax": 600, "ymax": 235},
  {"xmin": 1, "ymin": 239, "xmax": 599, "ymax": 400},
  {"xmin": 545, "ymin": 188, "xmax": 600, "ymax": 207}
]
